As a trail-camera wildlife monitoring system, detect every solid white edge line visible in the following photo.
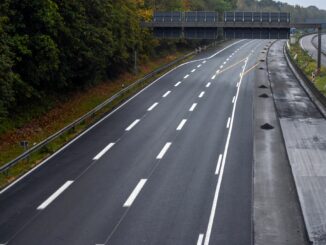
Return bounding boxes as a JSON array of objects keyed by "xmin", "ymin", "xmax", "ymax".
[
  {"xmin": 226, "ymin": 117, "xmax": 231, "ymax": 129},
  {"xmin": 147, "ymin": 102, "xmax": 159, "ymax": 111},
  {"xmin": 0, "ymin": 40, "xmax": 248, "ymax": 195},
  {"xmin": 199, "ymin": 91, "xmax": 205, "ymax": 98},
  {"xmin": 189, "ymin": 103, "xmax": 197, "ymax": 112},
  {"xmin": 156, "ymin": 142, "xmax": 172, "ymax": 159},
  {"xmin": 125, "ymin": 119, "xmax": 140, "ymax": 131},
  {"xmin": 203, "ymin": 57, "xmax": 249, "ymax": 245},
  {"xmin": 206, "ymin": 82, "xmax": 211, "ymax": 88},
  {"xmin": 123, "ymin": 179, "xmax": 147, "ymax": 207},
  {"xmin": 174, "ymin": 81, "xmax": 182, "ymax": 87},
  {"xmin": 176, "ymin": 119, "xmax": 187, "ymax": 131},
  {"xmin": 197, "ymin": 234, "xmax": 204, "ymax": 245},
  {"xmin": 93, "ymin": 143, "xmax": 115, "ymax": 160},
  {"xmin": 215, "ymin": 154, "xmax": 223, "ymax": 175},
  {"xmin": 162, "ymin": 91, "xmax": 171, "ymax": 98},
  {"xmin": 37, "ymin": 181, "xmax": 74, "ymax": 210}
]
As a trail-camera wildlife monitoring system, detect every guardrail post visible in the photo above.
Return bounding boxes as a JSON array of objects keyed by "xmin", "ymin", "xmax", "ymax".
[{"xmin": 318, "ymin": 27, "xmax": 322, "ymax": 73}]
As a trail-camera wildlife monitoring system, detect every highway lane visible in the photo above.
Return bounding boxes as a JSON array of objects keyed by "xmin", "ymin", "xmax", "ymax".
[
  {"xmin": 0, "ymin": 39, "xmax": 269, "ymax": 245},
  {"xmin": 300, "ymin": 34, "xmax": 326, "ymax": 66}
]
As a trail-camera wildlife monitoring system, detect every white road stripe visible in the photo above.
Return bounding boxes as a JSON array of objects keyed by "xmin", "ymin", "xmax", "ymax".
[
  {"xmin": 198, "ymin": 91, "xmax": 205, "ymax": 98},
  {"xmin": 216, "ymin": 70, "xmax": 220, "ymax": 74},
  {"xmin": 215, "ymin": 154, "xmax": 223, "ymax": 175},
  {"xmin": 197, "ymin": 234, "xmax": 204, "ymax": 245},
  {"xmin": 189, "ymin": 103, "xmax": 197, "ymax": 112},
  {"xmin": 176, "ymin": 119, "xmax": 187, "ymax": 131},
  {"xmin": 232, "ymin": 96, "xmax": 236, "ymax": 104},
  {"xmin": 226, "ymin": 117, "xmax": 231, "ymax": 128},
  {"xmin": 220, "ymin": 65, "xmax": 223, "ymax": 69},
  {"xmin": 174, "ymin": 81, "xmax": 182, "ymax": 87},
  {"xmin": 236, "ymin": 82, "xmax": 240, "ymax": 88},
  {"xmin": 211, "ymin": 75, "xmax": 216, "ymax": 80},
  {"xmin": 125, "ymin": 119, "xmax": 140, "ymax": 131},
  {"xmin": 147, "ymin": 102, "xmax": 159, "ymax": 111},
  {"xmin": 156, "ymin": 142, "xmax": 172, "ymax": 159},
  {"xmin": 93, "ymin": 143, "xmax": 115, "ymax": 160},
  {"xmin": 191, "ymin": 69, "xmax": 196, "ymax": 73},
  {"xmin": 184, "ymin": 74, "xmax": 189, "ymax": 79},
  {"xmin": 206, "ymin": 82, "xmax": 211, "ymax": 88},
  {"xmin": 37, "ymin": 181, "xmax": 74, "ymax": 210},
  {"xmin": 162, "ymin": 91, "xmax": 171, "ymax": 98},
  {"xmin": 223, "ymin": 61, "xmax": 226, "ymax": 65},
  {"xmin": 202, "ymin": 60, "xmax": 206, "ymax": 64},
  {"xmin": 197, "ymin": 64, "xmax": 202, "ymax": 68},
  {"xmin": 226, "ymin": 58, "xmax": 229, "ymax": 61},
  {"xmin": 204, "ymin": 57, "xmax": 249, "ymax": 245},
  {"xmin": 123, "ymin": 179, "xmax": 147, "ymax": 207}
]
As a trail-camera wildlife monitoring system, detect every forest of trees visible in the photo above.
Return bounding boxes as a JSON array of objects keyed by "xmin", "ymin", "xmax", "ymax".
[{"xmin": 0, "ymin": 0, "xmax": 325, "ymax": 131}]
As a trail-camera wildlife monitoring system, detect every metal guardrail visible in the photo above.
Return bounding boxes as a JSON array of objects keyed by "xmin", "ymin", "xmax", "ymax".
[
  {"xmin": 285, "ymin": 43, "xmax": 326, "ymax": 110},
  {"xmin": 0, "ymin": 49, "xmax": 202, "ymax": 174}
]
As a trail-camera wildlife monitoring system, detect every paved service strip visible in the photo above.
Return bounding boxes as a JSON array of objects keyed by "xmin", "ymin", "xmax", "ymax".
[{"xmin": 37, "ymin": 181, "xmax": 74, "ymax": 210}]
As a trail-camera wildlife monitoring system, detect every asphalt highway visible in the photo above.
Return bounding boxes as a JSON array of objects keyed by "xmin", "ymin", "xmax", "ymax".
[
  {"xmin": 300, "ymin": 34, "xmax": 326, "ymax": 66},
  {"xmin": 0, "ymin": 39, "xmax": 271, "ymax": 245}
]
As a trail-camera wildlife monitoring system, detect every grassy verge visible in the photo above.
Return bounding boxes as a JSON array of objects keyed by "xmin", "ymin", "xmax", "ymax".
[
  {"xmin": 0, "ymin": 50, "xmax": 195, "ymax": 189},
  {"xmin": 288, "ymin": 38, "xmax": 326, "ymax": 96}
]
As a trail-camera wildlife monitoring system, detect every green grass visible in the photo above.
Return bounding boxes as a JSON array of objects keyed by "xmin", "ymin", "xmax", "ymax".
[{"xmin": 288, "ymin": 38, "xmax": 326, "ymax": 97}]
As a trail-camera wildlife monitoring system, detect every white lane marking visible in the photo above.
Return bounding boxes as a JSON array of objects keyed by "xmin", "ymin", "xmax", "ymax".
[
  {"xmin": 223, "ymin": 61, "xmax": 226, "ymax": 65},
  {"xmin": 156, "ymin": 142, "xmax": 172, "ymax": 159},
  {"xmin": 147, "ymin": 102, "xmax": 159, "ymax": 111},
  {"xmin": 206, "ymin": 82, "xmax": 211, "ymax": 88},
  {"xmin": 215, "ymin": 154, "xmax": 223, "ymax": 175},
  {"xmin": 220, "ymin": 65, "xmax": 223, "ymax": 69},
  {"xmin": 202, "ymin": 60, "xmax": 207, "ymax": 64},
  {"xmin": 125, "ymin": 119, "xmax": 140, "ymax": 131},
  {"xmin": 191, "ymin": 69, "xmax": 196, "ymax": 73},
  {"xmin": 226, "ymin": 58, "xmax": 229, "ymax": 61},
  {"xmin": 174, "ymin": 81, "xmax": 182, "ymax": 87},
  {"xmin": 211, "ymin": 74, "xmax": 216, "ymax": 80},
  {"xmin": 123, "ymin": 179, "xmax": 147, "ymax": 207},
  {"xmin": 204, "ymin": 57, "xmax": 249, "ymax": 245},
  {"xmin": 232, "ymin": 96, "xmax": 236, "ymax": 104},
  {"xmin": 162, "ymin": 91, "xmax": 171, "ymax": 98},
  {"xmin": 176, "ymin": 119, "xmax": 187, "ymax": 131},
  {"xmin": 197, "ymin": 234, "xmax": 204, "ymax": 245},
  {"xmin": 226, "ymin": 117, "xmax": 231, "ymax": 129},
  {"xmin": 189, "ymin": 103, "xmax": 197, "ymax": 112},
  {"xmin": 37, "ymin": 181, "xmax": 74, "ymax": 210},
  {"xmin": 216, "ymin": 70, "xmax": 220, "ymax": 74},
  {"xmin": 93, "ymin": 143, "xmax": 115, "ymax": 160},
  {"xmin": 198, "ymin": 91, "xmax": 205, "ymax": 98},
  {"xmin": 0, "ymin": 40, "xmax": 248, "ymax": 196},
  {"xmin": 236, "ymin": 82, "xmax": 240, "ymax": 88},
  {"xmin": 197, "ymin": 64, "xmax": 202, "ymax": 68},
  {"xmin": 184, "ymin": 74, "xmax": 190, "ymax": 79}
]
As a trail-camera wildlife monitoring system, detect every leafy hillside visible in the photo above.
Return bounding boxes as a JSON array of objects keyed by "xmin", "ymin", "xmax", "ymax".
[{"xmin": 237, "ymin": 0, "xmax": 326, "ymax": 21}]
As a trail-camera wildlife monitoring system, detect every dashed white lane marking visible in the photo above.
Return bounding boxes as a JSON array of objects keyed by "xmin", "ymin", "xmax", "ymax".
[
  {"xmin": 93, "ymin": 143, "xmax": 115, "ymax": 160},
  {"xmin": 191, "ymin": 69, "xmax": 196, "ymax": 73},
  {"xmin": 189, "ymin": 103, "xmax": 197, "ymax": 112},
  {"xmin": 197, "ymin": 64, "xmax": 202, "ymax": 68},
  {"xmin": 184, "ymin": 74, "xmax": 190, "ymax": 79},
  {"xmin": 202, "ymin": 60, "xmax": 207, "ymax": 64},
  {"xmin": 232, "ymin": 96, "xmax": 236, "ymax": 104},
  {"xmin": 176, "ymin": 119, "xmax": 187, "ymax": 131},
  {"xmin": 206, "ymin": 82, "xmax": 211, "ymax": 88},
  {"xmin": 198, "ymin": 91, "xmax": 205, "ymax": 98},
  {"xmin": 147, "ymin": 102, "xmax": 159, "ymax": 111},
  {"xmin": 216, "ymin": 70, "xmax": 220, "ymax": 74},
  {"xmin": 223, "ymin": 61, "xmax": 226, "ymax": 65},
  {"xmin": 211, "ymin": 74, "xmax": 216, "ymax": 80},
  {"xmin": 203, "ymin": 56, "xmax": 249, "ymax": 245},
  {"xmin": 197, "ymin": 234, "xmax": 204, "ymax": 245},
  {"xmin": 163, "ymin": 91, "xmax": 171, "ymax": 98},
  {"xmin": 220, "ymin": 65, "xmax": 223, "ymax": 69},
  {"xmin": 215, "ymin": 154, "xmax": 223, "ymax": 175},
  {"xmin": 125, "ymin": 119, "xmax": 140, "ymax": 131},
  {"xmin": 37, "ymin": 181, "xmax": 74, "ymax": 210},
  {"xmin": 174, "ymin": 81, "xmax": 182, "ymax": 87},
  {"xmin": 157, "ymin": 142, "xmax": 172, "ymax": 159},
  {"xmin": 123, "ymin": 179, "xmax": 147, "ymax": 207},
  {"xmin": 226, "ymin": 58, "xmax": 229, "ymax": 61},
  {"xmin": 226, "ymin": 117, "xmax": 231, "ymax": 129}
]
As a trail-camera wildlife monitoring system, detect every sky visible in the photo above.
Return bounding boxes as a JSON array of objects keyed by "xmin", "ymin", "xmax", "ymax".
[{"xmin": 282, "ymin": 0, "xmax": 326, "ymax": 10}]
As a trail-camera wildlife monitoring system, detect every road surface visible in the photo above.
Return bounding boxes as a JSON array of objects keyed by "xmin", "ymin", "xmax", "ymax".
[
  {"xmin": 300, "ymin": 34, "xmax": 326, "ymax": 66},
  {"xmin": 0, "ymin": 39, "xmax": 305, "ymax": 245}
]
